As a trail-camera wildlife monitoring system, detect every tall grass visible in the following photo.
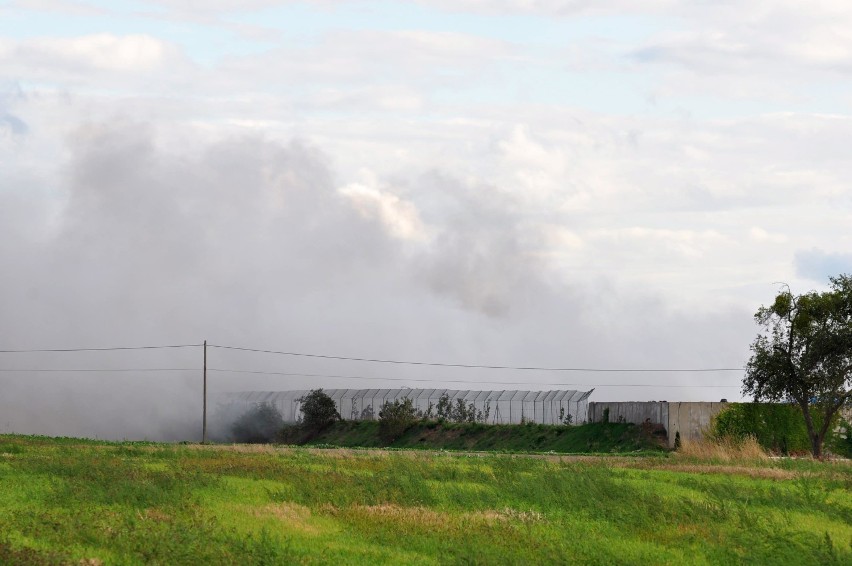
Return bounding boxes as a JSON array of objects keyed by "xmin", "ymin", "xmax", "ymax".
[
  {"xmin": 676, "ymin": 435, "xmax": 768, "ymax": 462},
  {"xmin": 0, "ymin": 434, "xmax": 849, "ymax": 565}
]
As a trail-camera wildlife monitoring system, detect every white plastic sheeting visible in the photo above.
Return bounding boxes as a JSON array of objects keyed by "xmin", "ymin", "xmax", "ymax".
[{"xmin": 217, "ymin": 388, "xmax": 594, "ymax": 425}]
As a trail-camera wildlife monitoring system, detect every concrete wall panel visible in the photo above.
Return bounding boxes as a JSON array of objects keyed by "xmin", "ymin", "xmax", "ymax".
[
  {"xmin": 666, "ymin": 402, "xmax": 728, "ymax": 447},
  {"xmin": 588, "ymin": 401, "xmax": 730, "ymax": 447}
]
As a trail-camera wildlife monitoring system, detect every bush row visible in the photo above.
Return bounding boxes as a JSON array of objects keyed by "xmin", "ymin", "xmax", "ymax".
[
  {"xmin": 710, "ymin": 403, "xmax": 852, "ymax": 457},
  {"xmin": 229, "ymin": 389, "xmax": 576, "ymax": 444}
]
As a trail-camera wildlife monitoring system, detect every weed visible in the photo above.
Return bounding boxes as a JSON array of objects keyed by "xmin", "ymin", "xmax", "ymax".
[
  {"xmin": 0, "ymin": 443, "xmax": 24, "ymax": 455},
  {"xmin": 796, "ymin": 474, "xmax": 829, "ymax": 506}
]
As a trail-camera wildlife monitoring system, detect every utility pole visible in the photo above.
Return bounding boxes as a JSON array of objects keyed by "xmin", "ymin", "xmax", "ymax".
[{"xmin": 202, "ymin": 340, "xmax": 207, "ymax": 444}]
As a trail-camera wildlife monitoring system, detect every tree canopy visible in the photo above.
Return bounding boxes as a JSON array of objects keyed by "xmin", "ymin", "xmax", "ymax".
[
  {"xmin": 298, "ymin": 389, "xmax": 340, "ymax": 431},
  {"xmin": 744, "ymin": 274, "xmax": 852, "ymax": 458}
]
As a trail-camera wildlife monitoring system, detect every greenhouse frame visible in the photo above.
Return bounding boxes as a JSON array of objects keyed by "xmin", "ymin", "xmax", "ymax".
[{"xmin": 217, "ymin": 388, "xmax": 594, "ymax": 425}]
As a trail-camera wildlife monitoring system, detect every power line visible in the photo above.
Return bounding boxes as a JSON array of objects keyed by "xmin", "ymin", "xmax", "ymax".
[
  {"xmin": 208, "ymin": 344, "xmax": 743, "ymax": 373},
  {"xmin": 0, "ymin": 342, "xmax": 744, "ymax": 373},
  {"xmin": 0, "ymin": 368, "xmax": 196, "ymax": 373},
  {"xmin": 207, "ymin": 368, "xmax": 742, "ymax": 387},
  {"xmin": 0, "ymin": 366, "xmax": 742, "ymax": 387},
  {"xmin": 0, "ymin": 344, "xmax": 201, "ymax": 354}
]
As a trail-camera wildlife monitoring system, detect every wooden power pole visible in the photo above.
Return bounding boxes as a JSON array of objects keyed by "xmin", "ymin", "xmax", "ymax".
[{"xmin": 202, "ymin": 340, "xmax": 207, "ymax": 444}]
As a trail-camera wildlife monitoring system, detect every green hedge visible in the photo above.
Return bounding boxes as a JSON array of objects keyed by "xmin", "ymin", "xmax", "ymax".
[{"xmin": 711, "ymin": 403, "xmax": 849, "ymax": 456}]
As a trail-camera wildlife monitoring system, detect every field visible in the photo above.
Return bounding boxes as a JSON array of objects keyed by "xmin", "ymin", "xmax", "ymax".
[{"xmin": 0, "ymin": 435, "xmax": 850, "ymax": 565}]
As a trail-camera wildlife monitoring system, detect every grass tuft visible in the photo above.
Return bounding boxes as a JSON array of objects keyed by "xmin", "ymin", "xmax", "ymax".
[{"xmin": 676, "ymin": 435, "xmax": 769, "ymax": 462}]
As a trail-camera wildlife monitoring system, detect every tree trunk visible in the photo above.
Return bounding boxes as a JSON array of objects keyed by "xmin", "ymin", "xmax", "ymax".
[
  {"xmin": 811, "ymin": 433, "xmax": 822, "ymax": 459},
  {"xmin": 800, "ymin": 402, "xmax": 823, "ymax": 459},
  {"xmin": 816, "ymin": 402, "xmax": 843, "ymax": 460}
]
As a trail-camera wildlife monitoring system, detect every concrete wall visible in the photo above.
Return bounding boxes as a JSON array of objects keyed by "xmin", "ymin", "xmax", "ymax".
[
  {"xmin": 666, "ymin": 402, "xmax": 728, "ymax": 448},
  {"xmin": 587, "ymin": 401, "xmax": 729, "ymax": 448}
]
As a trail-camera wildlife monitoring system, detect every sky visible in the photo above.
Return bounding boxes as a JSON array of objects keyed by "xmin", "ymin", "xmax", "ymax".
[{"xmin": 1, "ymin": 0, "xmax": 851, "ymax": 439}]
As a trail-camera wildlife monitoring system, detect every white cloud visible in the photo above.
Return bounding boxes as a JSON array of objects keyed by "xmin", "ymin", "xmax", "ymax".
[
  {"xmin": 303, "ymin": 85, "xmax": 425, "ymax": 113},
  {"xmin": 214, "ymin": 28, "xmax": 515, "ymax": 92},
  {"xmin": 415, "ymin": 0, "xmax": 677, "ymax": 17},
  {"xmin": 147, "ymin": 0, "xmax": 288, "ymax": 15},
  {"xmin": 537, "ymin": 224, "xmax": 584, "ymax": 251},
  {"xmin": 340, "ymin": 173, "xmax": 428, "ymax": 242},
  {"xmin": 628, "ymin": 1, "xmax": 852, "ymax": 104},
  {"xmin": 0, "ymin": 34, "xmax": 190, "ymax": 94},
  {"xmin": 10, "ymin": 0, "xmax": 107, "ymax": 16},
  {"xmin": 749, "ymin": 227, "xmax": 787, "ymax": 244},
  {"xmin": 590, "ymin": 227, "xmax": 730, "ymax": 260},
  {"xmin": 2, "ymin": 34, "xmax": 173, "ymax": 72}
]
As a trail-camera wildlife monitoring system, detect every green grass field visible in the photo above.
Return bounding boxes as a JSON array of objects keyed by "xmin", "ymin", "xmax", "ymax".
[{"xmin": 0, "ymin": 435, "xmax": 850, "ymax": 565}]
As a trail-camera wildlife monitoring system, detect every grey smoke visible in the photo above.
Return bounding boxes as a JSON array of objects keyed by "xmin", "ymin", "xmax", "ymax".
[{"xmin": 0, "ymin": 121, "xmax": 754, "ymax": 440}]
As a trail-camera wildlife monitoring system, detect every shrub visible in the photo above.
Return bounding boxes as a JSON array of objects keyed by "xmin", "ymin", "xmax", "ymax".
[
  {"xmin": 436, "ymin": 393, "xmax": 452, "ymax": 421},
  {"xmin": 710, "ymin": 403, "xmax": 834, "ymax": 455},
  {"xmin": 454, "ymin": 398, "xmax": 475, "ymax": 423},
  {"xmin": 433, "ymin": 393, "xmax": 489, "ymax": 423},
  {"xmin": 478, "ymin": 402, "xmax": 491, "ymax": 424},
  {"xmin": 378, "ymin": 397, "xmax": 418, "ymax": 443},
  {"xmin": 826, "ymin": 415, "xmax": 852, "ymax": 458},
  {"xmin": 298, "ymin": 389, "xmax": 340, "ymax": 431},
  {"xmin": 420, "ymin": 402, "xmax": 435, "ymax": 421},
  {"xmin": 230, "ymin": 403, "xmax": 284, "ymax": 444}
]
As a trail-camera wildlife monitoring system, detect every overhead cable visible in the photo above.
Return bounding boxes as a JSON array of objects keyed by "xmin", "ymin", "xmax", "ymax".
[
  {"xmin": 208, "ymin": 344, "xmax": 743, "ymax": 373},
  {"xmin": 0, "ymin": 344, "xmax": 201, "ymax": 353},
  {"xmin": 207, "ymin": 367, "xmax": 742, "ymax": 387},
  {"xmin": 0, "ymin": 368, "xmax": 197, "ymax": 372}
]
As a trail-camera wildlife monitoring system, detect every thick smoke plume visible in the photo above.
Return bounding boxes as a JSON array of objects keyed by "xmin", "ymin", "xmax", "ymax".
[{"xmin": 0, "ymin": 121, "xmax": 753, "ymax": 440}]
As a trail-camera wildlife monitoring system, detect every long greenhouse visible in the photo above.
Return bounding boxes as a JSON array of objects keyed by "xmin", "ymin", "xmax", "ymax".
[{"xmin": 217, "ymin": 388, "xmax": 594, "ymax": 425}]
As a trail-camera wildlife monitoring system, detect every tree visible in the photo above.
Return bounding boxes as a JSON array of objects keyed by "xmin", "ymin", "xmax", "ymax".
[
  {"xmin": 298, "ymin": 389, "xmax": 340, "ymax": 431},
  {"xmin": 744, "ymin": 275, "xmax": 852, "ymax": 458},
  {"xmin": 378, "ymin": 397, "xmax": 418, "ymax": 443}
]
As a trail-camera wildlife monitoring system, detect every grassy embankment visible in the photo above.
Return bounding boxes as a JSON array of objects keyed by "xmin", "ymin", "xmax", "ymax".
[
  {"xmin": 280, "ymin": 420, "xmax": 667, "ymax": 454},
  {"xmin": 1, "ymin": 434, "xmax": 850, "ymax": 565}
]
